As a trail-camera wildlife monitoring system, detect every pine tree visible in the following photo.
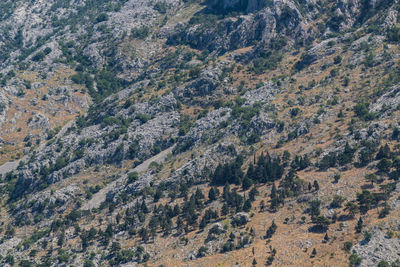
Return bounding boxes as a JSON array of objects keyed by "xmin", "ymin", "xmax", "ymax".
[
  {"xmin": 376, "ymin": 144, "xmax": 391, "ymax": 160},
  {"xmin": 270, "ymin": 184, "xmax": 278, "ymax": 211},
  {"xmin": 154, "ymin": 187, "xmax": 163, "ymax": 202},
  {"xmin": 199, "ymin": 216, "xmax": 207, "ymax": 229},
  {"xmin": 214, "ymin": 187, "xmax": 220, "ymax": 197},
  {"xmin": 195, "ymin": 188, "xmax": 204, "ymax": 200},
  {"xmin": 265, "ymin": 220, "xmax": 277, "ymax": 238},
  {"xmin": 392, "ymin": 127, "xmax": 400, "ymax": 140},
  {"xmin": 313, "ymin": 180, "xmax": 319, "ymax": 191},
  {"xmin": 259, "ymin": 200, "xmax": 265, "ymax": 211},
  {"xmin": 249, "ymin": 187, "xmax": 258, "ymax": 201},
  {"xmin": 194, "ymin": 189, "xmax": 204, "ymax": 209},
  {"xmin": 324, "ymin": 233, "xmax": 329, "ymax": 242},
  {"xmin": 311, "ymin": 248, "xmax": 317, "ymax": 257},
  {"xmin": 355, "ymin": 217, "xmax": 363, "ymax": 233},
  {"xmin": 229, "ymin": 232, "xmax": 235, "ymax": 241},
  {"xmin": 213, "ymin": 210, "xmax": 219, "ymax": 219},
  {"xmin": 379, "ymin": 202, "xmax": 391, "ymax": 218},
  {"xmin": 141, "ymin": 199, "xmax": 149, "ymax": 213},
  {"xmin": 176, "ymin": 216, "xmax": 184, "ymax": 234},
  {"xmin": 186, "ymin": 209, "xmax": 198, "ymax": 228},
  {"xmin": 252, "ymin": 258, "xmax": 257, "ymax": 266},
  {"xmin": 208, "ymin": 187, "xmax": 216, "ymax": 201},
  {"xmin": 338, "ymin": 142, "xmax": 355, "ymax": 165},
  {"xmin": 173, "ymin": 204, "xmax": 180, "ymax": 216},
  {"xmin": 223, "ymin": 183, "xmax": 230, "ymax": 201},
  {"xmin": 211, "ymin": 164, "xmax": 224, "ymax": 185},
  {"xmin": 57, "ymin": 231, "xmax": 65, "ymax": 247},
  {"xmin": 221, "ymin": 203, "xmax": 229, "ymax": 216},
  {"xmin": 345, "ymin": 202, "xmax": 360, "ymax": 218},
  {"xmin": 282, "ymin": 150, "xmax": 291, "ymax": 164},
  {"xmin": 308, "ymin": 182, "xmax": 312, "ymax": 191},
  {"xmin": 242, "ymin": 176, "xmax": 253, "ymax": 190},
  {"xmin": 247, "ymin": 163, "xmax": 255, "ymax": 180},
  {"xmin": 139, "ymin": 227, "xmax": 148, "ymax": 242},
  {"xmin": 105, "ymin": 224, "xmax": 113, "ymax": 238},
  {"xmin": 243, "ymin": 199, "xmax": 252, "ymax": 212},
  {"xmin": 309, "ymin": 199, "xmax": 321, "ymax": 217},
  {"xmin": 377, "ymin": 158, "xmax": 392, "ymax": 173},
  {"xmin": 148, "ymin": 216, "xmax": 159, "ymax": 237},
  {"xmin": 162, "ymin": 216, "xmax": 173, "ymax": 235},
  {"xmin": 365, "ymin": 173, "xmax": 378, "ymax": 187},
  {"xmin": 116, "ymin": 213, "xmax": 121, "ymax": 224},
  {"xmin": 179, "ymin": 183, "xmax": 189, "ymax": 198}
]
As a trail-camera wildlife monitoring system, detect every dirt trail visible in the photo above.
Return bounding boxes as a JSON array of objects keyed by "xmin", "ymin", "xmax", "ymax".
[
  {"xmin": 81, "ymin": 146, "xmax": 174, "ymax": 210},
  {"xmin": 0, "ymin": 120, "xmax": 75, "ymax": 176},
  {"xmin": 0, "ymin": 158, "xmax": 26, "ymax": 176}
]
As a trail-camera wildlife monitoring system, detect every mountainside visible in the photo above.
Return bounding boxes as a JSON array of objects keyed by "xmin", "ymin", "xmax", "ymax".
[{"xmin": 1, "ymin": 0, "xmax": 400, "ymax": 266}]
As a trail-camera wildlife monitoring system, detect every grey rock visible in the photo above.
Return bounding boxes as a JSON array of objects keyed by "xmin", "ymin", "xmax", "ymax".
[
  {"xmin": 371, "ymin": 83, "xmax": 400, "ymax": 115},
  {"xmin": 206, "ymin": 0, "xmax": 266, "ymax": 14},
  {"xmin": 354, "ymin": 226, "xmax": 400, "ymax": 267},
  {"xmin": 169, "ymin": 0, "xmax": 311, "ymax": 55},
  {"xmin": 233, "ymin": 212, "xmax": 251, "ymax": 223},
  {"xmin": 185, "ymin": 69, "xmax": 221, "ymax": 96},
  {"xmin": 243, "ymin": 82, "xmax": 277, "ymax": 105},
  {"xmin": 28, "ymin": 113, "xmax": 50, "ymax": 130}
]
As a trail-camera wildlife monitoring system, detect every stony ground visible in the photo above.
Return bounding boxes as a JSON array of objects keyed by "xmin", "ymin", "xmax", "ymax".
[{"xmin": 0, "ymin": 0, "xmax": 400, "ymax": 266}]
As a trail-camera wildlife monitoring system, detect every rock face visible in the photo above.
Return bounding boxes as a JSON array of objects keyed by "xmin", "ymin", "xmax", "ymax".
[
  {"xmin": 1, "ymin": 0, "xmax": 400, "ymax": 265},
  {"xmin": 0, "ymin": 91, "xmax": 9, "ymax": 126},
  {"xmin": 206, "ymin": 0, "xmax": 266, "ymax": 14},
  {"xmin": 186, "ymin": 69, "xmax": 220, "ymax": 96},
  {"xmin": 12, "ymin": 91, "xmax": 180, "ymax": 197},
  {"xmin": 169, "ymin": 0, "xmax": 311, "ymax": 54},
  {"xmin": 28, "ymin": 113, "xmax": 50, "ymax": 130},
  {"xmin": 371, "ymin": 83, "xmax": 400, "ymax": 115},
  {"xmin": 353, "ymin": 225, "xmax": 400, "ymax": 266}
]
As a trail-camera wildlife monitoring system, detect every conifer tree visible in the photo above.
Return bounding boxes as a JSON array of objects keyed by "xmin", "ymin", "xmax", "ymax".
[
  {"xmin": 313, "ymin": 180, "xmax": 319, "ymax": 191},
  {"xmin": 208, "ymin": 187, "xmax": 216, "ymax": 201},
  {"xmin": 265, "ymin": 220, "xmax": 277, "ymax": 238},
  {"xmin": 221, "ymin": 203, "xmax": 229, "ymax": 216},
  {"xmin": 311, "ymin": 248, "xmax": 317, "ymax": 257},
  {"xmin": 249, "ymin": 187, "xmax": 258, "ymax": 201},
  {"xmin": 355, "ymin": 217, "xmax": 363, "ymax": 233},
  {"xmin": 242, "ymin": 176, "xmax": 253, "ymax": 190},
  {"xmin": 243, "ymin": 199, "xmax": 252, "ymax": 212},
  {"xmin": 270, "ymin": 184, "xmax": 279, "ymax": 211},
  {"xmin": 324, "ymin": 233, "xmax": 329, "ymax": 242}
]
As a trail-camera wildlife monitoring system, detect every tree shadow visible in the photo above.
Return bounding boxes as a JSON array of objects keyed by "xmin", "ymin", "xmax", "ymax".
[
  {"xmin": 308, "ymin": 225, "xmax": 328, "ymax": 233},
  {"xmin": 361, "ymin": 184, "xmax": 373, "ymax": 190},
  {"xmin": 338, "ymin": 214, "xmax": 353, "ymax": 221}
]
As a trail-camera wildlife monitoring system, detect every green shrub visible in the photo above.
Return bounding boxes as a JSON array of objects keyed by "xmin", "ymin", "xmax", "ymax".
[
  {"xmin": 131, "ymin": 26, "xmax": 151, "ymax": 39},
  {"xmin": 32, "ymin": 51, "xmax": 46, "ymax": 61},
  {"xmin": 377, "ymin": 260, "xmax": 389, "ymax": 267},
  {"xmin": 353, "ymin": 102, "xmax": 376, "ymax": 121},
  {"xmin": 154, "ymin": 2, "xmax": 168, "ymax": 14},
  {"xmin": 136, "ymin": 113, "xmax": 151, "ymax": 123},
  {"xmin": 127, "ymin": 172, "xmax": 139, "ymax": 184},
  {"xmin": 387, "ymin": 27, "xmax": 400, "ymax": 42},
  {"xmin": 333, "ymin": 55, "xmax": 342, "ymax": 64},
  {"xmin": 343, "ymin": 241, "xmax": 352, "ymax": 252},
  {"xmin": 250, "ymin": 52, "xmax": 283, "ymax": 74},
  {"xmin": 96, "ymin": 13, "xmax": 109, "ymax": 23},
  {"xmin": 294, "ymin": 53, "xmax": 316, "ymax": 71},
  {"xmin": 349, "ymin": 253, "xmax": 362, "ymax": 267}
]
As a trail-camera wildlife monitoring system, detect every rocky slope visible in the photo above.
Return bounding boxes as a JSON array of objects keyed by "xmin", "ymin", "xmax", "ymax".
[{"xmin": 0, "ymin": 0, "xmax": 400, "ymax": 266}]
